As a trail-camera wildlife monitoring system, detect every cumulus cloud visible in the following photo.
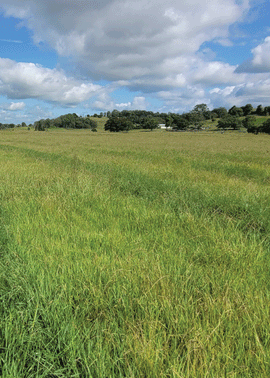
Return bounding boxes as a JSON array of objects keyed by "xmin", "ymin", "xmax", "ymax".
[
  {"xmin": 0, "ymin": 58, "xmax": 101, "ymax": 105},
  {"xmin": 0, "ymin": 103, "xmax": 53, "ymax": 124},
  {"xmin": 236, "ymin": 36, "xmax": 270, "ymax": 73},
  {"xmin": 156, "ymin": 85, "xmax": 209, "ymax": 113},
  {"xmin": 234, "ymin": 79, "xmax": 270, "ymax": 101},
  {"xmin": 115, "ymin": 96, "xmax": 147, "ymax": 110},
  {"xmin": 250, "ymin": 36, "xmax": 270, "ymax": 72},
  {"xmin": 130, "ymin": 96, "xmax": 147, "ymax": 110},
  {"xmin": 156, "ymin": 70, "xmax": 270, "ymax": 112},
  {"xmin": 3, "ymin": 0, "xmax": 270, "ymax": 116},
  {"xmin": 92, "ymin": 95, "xmax": 147, "ymax": 111},
  {"xmin": 0, "ymin": 0, "xmax": 249, "ymax": 85},
  {"xmin": 3, "ymin": 101, "xmax": 26, "ymax": 110},
  {"xmin": 125, "ymin": 56, "xmax": 247, "ymax": 95},
  {"xmin": 191, "ymin": 61, "xmax": 245, "ymax": 85},
  {"xmin": 208, "ymin": 77, "xmax": 270, "ymax": 108}
]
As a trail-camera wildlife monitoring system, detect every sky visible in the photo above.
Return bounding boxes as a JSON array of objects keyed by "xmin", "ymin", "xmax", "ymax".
[{"xmin": 0, "ymin": 0, "xmax": 270, "ymax": 124}]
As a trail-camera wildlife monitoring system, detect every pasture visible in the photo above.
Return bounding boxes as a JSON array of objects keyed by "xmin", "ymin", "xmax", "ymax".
[{"xmin": 0, "ymin": 128, "xmax": 269, "ymax": 377}]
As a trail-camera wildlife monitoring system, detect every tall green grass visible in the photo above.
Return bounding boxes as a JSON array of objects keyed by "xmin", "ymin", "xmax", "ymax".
[{"xmin": 0, "ymin": 129, "xmax": 269, "ymax": 377}]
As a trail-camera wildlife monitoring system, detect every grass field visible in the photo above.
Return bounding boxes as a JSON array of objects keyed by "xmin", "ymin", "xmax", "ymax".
[{"xmin": 0, "ymin": 128, "xmax": 270, "ymax": 377}]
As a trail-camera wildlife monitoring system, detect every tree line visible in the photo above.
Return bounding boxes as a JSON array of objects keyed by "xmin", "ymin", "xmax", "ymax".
[
  {"xmin": 1, "ymin": 103, "xmax": 270, "ymax": 134},
  {"xmin": 0, "ymin": 122, "xmax": 28, "ymax": 130},
  {"xmin": 0, "ymin": 114, "xmax": 98, "ymax": 131},
  {"xmin": 34, "ymin": 113, "xmax": 97, "ymax": 131},
  {"xmin": 103, "ymin": 104, "xmax": 270, "ymax": 134}
]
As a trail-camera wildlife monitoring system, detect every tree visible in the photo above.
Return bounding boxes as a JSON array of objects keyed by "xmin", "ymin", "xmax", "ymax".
[
  {"xmin": 261, "ymin": 119, "xmax": 270, "ymax": 134},
  {"xmin": 34, "ymin": 113, "xmax": 97, "ymax": 130},
  {"xmin": 34, "ymin": 119, "xmax": 51, "ymax": 131},
  {"xmin": 228, "ymin": 106, "xmax": 244, "ymax": 117},
  {"xmin": 244, "ymin": 118, "xmax": 270, "ymax": 134},
  {"xmin": 217, "ymin": 115, "xmax": 242, "ymax": 130},
  {"xmin": 165, "ymin": 115, "xmax": 173, "ymax": 128},
  {"xmin": 203, "ymin": 110, "xmax": 212, "ymax": 120},
  {"xmin": 191, "ymin": 121, "xmax": 203, "ymax": 130},
  {"xmin": 210, "ymin": 112, "xmax": 218, "ymax": 121},
  {"xmin": 190, "ymin": 104, "xmax": 209, "ymax": 122},
  {"xmin": 212, "ymin": 107, "xmax": 227, "ymax": 118},
  {"xmin": 242, "ymin": 116, "xmax": 256, "ymax": 131},
  {"xmin": 111, "ymin": 109, "xmax": 120, "ymax": 118},
  {"xmin": 192, "ymin": 103, "xmax": 209, "ymax": 114},
  {"xmin": 241, "ymin": 104, "xmax": 253, "ymax": 116},
  {"xmin": 256, "ymin": 105, "xmax": 264, "ymax": 116},
  {"xmin": 172, "ymin": 116, "xmax": 189, "ymax": 130},
  {"xmin": 83, "ymin": 118, "xmax": 97, "ymax": 131},
  {"xmin": 34, "ymin": 120, "xmax": 44, "ymax": 131},
  {"xmin": 141, "ymin": 117, "xmax": 159, "ymax": 131},
  {"xmin": 104, "ymin": 117, "xmax": 133, "ymax": 132}
]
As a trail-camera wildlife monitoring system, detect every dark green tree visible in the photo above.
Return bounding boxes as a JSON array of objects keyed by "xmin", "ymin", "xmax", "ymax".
[
  {"xmin": 104, "ymin": 117, "xmax": 133, "ymax": 132},
  {"xmin": 228, "ymin": 106, "xmax": 244, "ymax": 117},
  {"xmin": 261, "ymin": 119, "xmax": 270, "ymax": 134},
  {"xmin": 34, "ymin": 119, "xmax": 51, "ymax": 131},
  {"xmin": 190, "ymin": 104, "xmax": 208, "ymax": 122},
  {"xmin": 256, "ymin": 105, "xmax": 264, "ymax": 116},
  {"xmin": 141, "ymin": 117, "xmax": 159, "ymax": 131},
  {"xmin": 172, "ymin": 116, "xmax": 189, "ymax": 130},
  {"xmin": 242, "ymin": 116, "xmax": 256, "ymax": 131},
  {"xmin": 111, "ymin": 109, "xmax": 120, "ymax": 118},
  {"xmin": 165, "ymin": 115, "xmax": 173, "ymax": 128},
  {"xmin": 210, "ymin": 112, "xmax": 218, "ymax": 121},
  {"xmin": 217, "ymin": 115, "xmax": 242, "ymax": 130},
  {"xmin": 192, "ymin": 103, "xmax": 209, "ymax": 114},
  {"xmin": 212, "ymin": 107, "xmax": 228, "ymax": 118},
  {"xmin": 241, "ymin": 104, "xmax": 253, "ymax": 116}
]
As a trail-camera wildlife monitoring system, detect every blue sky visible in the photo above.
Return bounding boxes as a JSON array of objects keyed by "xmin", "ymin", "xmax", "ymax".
[{"xmin": 0, "ymin": 0, "xmax": 269, "ymax": 124}]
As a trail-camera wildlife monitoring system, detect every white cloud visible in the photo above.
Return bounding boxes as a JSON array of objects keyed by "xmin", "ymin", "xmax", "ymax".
[
  {"xmin": 206, "ymin": 77, "xmax": 270, "ymax": 108},
  {"xmin": 0, "ymin": 103, "xmax": 54, "ymax": 124},
  {"xmin": 156, "ymin": 85, "xmax": 209, "ymax": 113},
  {"xmin": 115, "ymin": 102, "xmax": 131, "ymax": 108},
  {"xmin": 3, "ymin": 0, "xmax": 270, "ymax": 117},
  {"xmin": 0, "ymin": 38, "xmax": 23, "ymax": 43},
  {"xmin": 191, "ymin": 60, "xmax": 246, "ymax": 85},
  {"xmin": 156, "ymin": 70, "xmax": 270, "ymax": 112},
  {"xmin": 215, "ymin": 38, "xmax": 233, "ymax": 47},
  {"xmin": 236, "ymin": 36, "xmax": 270, "ymax": 73},
  {"xmin": 251, "ymin": 36, "xmax": 270, "ymax": 72},
  {"xmin": 234, "ymin": 79, "xmax": 270, "ymax": 100},
  {"xmin": 114, "ymin": 96, "xmax": 147, "ymax": 110},
  {"xmin": 0, "ymin": 0, "xmax": 249, "ymax": 85},
  {"xmin": 93, "ymin": 95, "xmax": 147, "ymax": 111},
  {"xmin": 131, "ymin": 96, "xmax": 147, "ymax": 110},
  {"xmin": 0, "ymin": 58, "xmax": 101, "ymax": 105},
  {"xmin": 0, "ymin": 101, "xmax": 26, "ymax": 111},
  {"xmin": 210, "ymin": 86, "xmax": 236, "ymax": 96},
  {"xmin": 7, "ymin": 101, "xmax": 25, "ymax": 110}
]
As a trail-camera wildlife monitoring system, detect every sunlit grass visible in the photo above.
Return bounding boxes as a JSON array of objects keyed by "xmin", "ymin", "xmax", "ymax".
[{"xmin": 0, "ymin": 129, "xmax": 270, "ymax": 377}]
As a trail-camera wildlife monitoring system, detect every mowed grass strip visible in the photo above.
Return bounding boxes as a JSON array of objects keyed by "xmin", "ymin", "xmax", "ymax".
[{"xmin": 0, "ymin": 129, "xmax": 269, "ymax": 377}]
